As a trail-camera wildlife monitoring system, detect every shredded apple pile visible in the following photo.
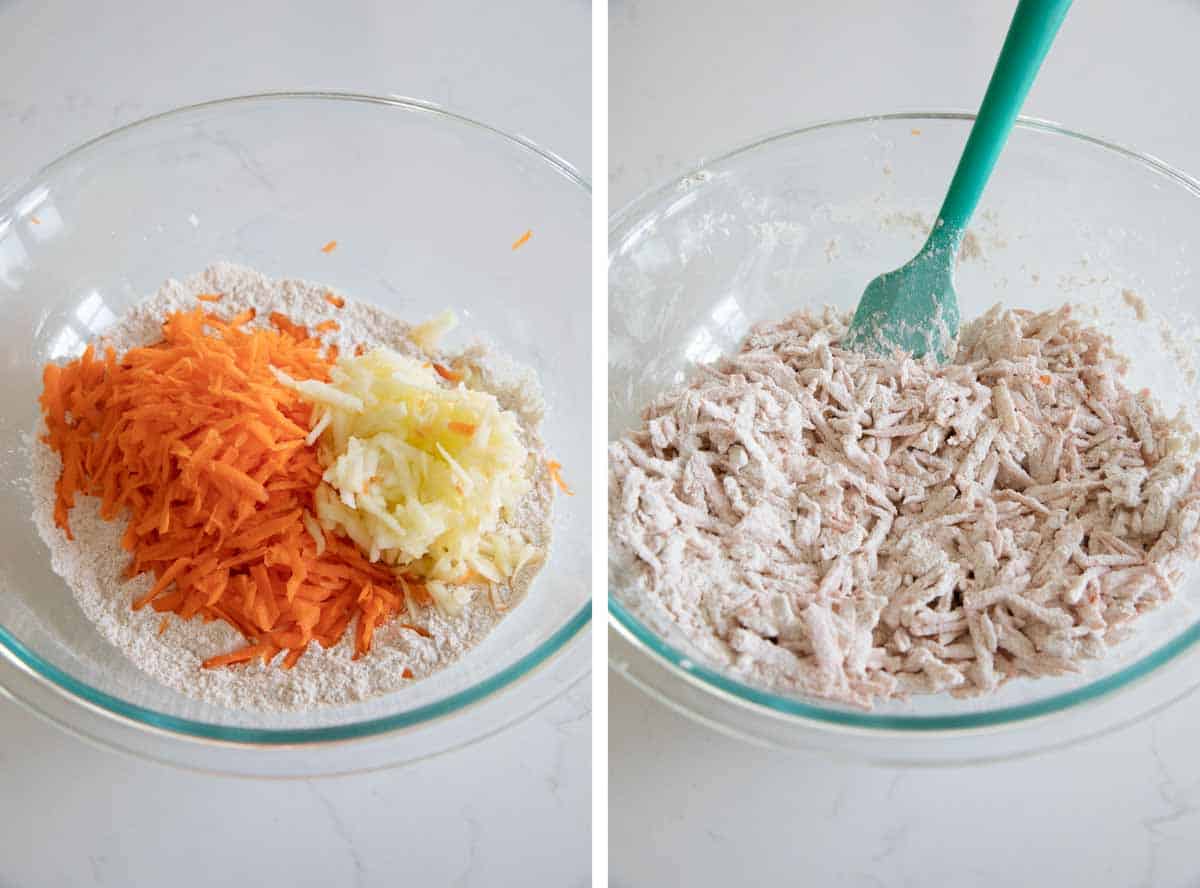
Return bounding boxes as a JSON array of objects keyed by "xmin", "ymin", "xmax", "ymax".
[{"xmin": 39, "ymin": 306, "xmax": 423, "ymax": 669}]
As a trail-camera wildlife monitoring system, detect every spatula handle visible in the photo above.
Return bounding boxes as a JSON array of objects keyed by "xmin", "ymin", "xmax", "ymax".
[{"xmin": 933, "ymin": 0, "xmax": 1072, "ymax": 247}]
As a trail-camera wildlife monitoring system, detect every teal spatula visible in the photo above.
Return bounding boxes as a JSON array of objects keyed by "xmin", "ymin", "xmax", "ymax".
[{"xmin": 844, "ymin": 0, "xmax": 1072, "ymax": 361}]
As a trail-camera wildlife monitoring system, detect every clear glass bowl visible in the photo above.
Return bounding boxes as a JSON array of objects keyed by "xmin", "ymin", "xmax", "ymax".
[
  {"xmin": 0, "ymin": 92, "xmax": 591, "ymax": 776},
  {"xmin": 609, "ymin": 112, "xmax": 1200, "ymax": 764}
]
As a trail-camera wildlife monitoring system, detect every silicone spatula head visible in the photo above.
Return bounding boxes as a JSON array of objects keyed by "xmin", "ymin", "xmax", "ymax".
[{"xmin": 844, "ymin": 0, "xmax": 1072, "ymax": 362}]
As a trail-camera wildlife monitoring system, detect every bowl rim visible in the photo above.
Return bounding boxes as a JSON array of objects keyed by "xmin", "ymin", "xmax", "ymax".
[
  {"xmin": 608, "ymin": 109, "xmax": 1200, "ymax": 734},
  {"xmin": 0, "ymin": 89, "xmax": 590, "ymax": 204},
  {"xmin": 0, "ymin": 90, "xmax": 592, "ymax": 747},
  {"xmin": 611, "ymin": 109, "xmax": 1200, "ymax": 231}
]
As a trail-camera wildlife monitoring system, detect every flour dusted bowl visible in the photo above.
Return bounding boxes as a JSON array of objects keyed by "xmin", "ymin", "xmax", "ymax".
[
  {"xmin": 0, "ymin": 92, "xmax": 591, "ymax": 776},
  {"xmin": 609, "ymin": 113, "xmax": 1200, "ymax": 763}
]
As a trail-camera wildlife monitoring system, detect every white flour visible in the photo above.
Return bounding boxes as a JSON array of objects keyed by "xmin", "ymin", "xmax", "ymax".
[{"xmin": 29, "ymin": 262, "xmax": 553, "ymax": 712}]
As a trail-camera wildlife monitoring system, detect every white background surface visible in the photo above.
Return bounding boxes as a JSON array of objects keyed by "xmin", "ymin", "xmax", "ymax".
[
  {"xmin": 610, "ymin": 0, "xmax": 1198, "ymax": 208},
  {"xmin": 0, "ymin": 2, "xmax": 590, "ymax": 887},
  {"xmin": 610, "ymin": 1, "xmax": 1200, "ymax": 886}
]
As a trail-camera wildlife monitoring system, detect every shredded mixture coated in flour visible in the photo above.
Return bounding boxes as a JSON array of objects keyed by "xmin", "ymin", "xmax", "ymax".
[
  {"xmin": 610, "ymin": 304, "xmax": 1200, "ymax": 707},
  {"xmin": 30, "ymin": 263, "xmax": 554, "ymax": 711}
]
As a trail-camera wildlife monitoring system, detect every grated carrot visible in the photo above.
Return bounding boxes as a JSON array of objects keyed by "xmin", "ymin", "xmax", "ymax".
[
  {"xmin": 269, "ymin": 311, "xmax": 309, "ymax": 341},
  {"xmin": 511, "ymin": 229, "xmax": 532, "ymax": 250},
  {"xmin": 447, "ymin": 421, "xmax": 476, "ymax": 436},
  {"xmin": 196, "ymin": 293, "xmax": 222, "ymax": 303},
  {"xmin": 324, "ymin": 292, "xmax": 345, "ymax": 309},
  {"xmin": 432, "ymin": 362, "xmax": 461, "ymax": 383},
  {"xmin": 402, "ymin": 667, "xmax": 414, "ymax": 679},
  {"xmin": 321, "ymin": 240, "xmax": 338, "ymax": 254},
  {"xmin": 1038, "ymin": 374, "xmax": 1052, "ymax": 385},
  {"xmin": 30, "ymin": 216, "xmax": 41, "ymax": 225},
  {"xmin": 403, "ymin": 578, "xmax": 434, "ymax": 608},
  {"xmin": 547, "ymin": 459, "xmax": 574, "ymax": 495},
  {"xmin": 315, "ymin": 320, "xmax": 340, "ymax": 333},
  {"xmin": 39, "ymin": 307, "xmax": 409, "ymax": 669}
]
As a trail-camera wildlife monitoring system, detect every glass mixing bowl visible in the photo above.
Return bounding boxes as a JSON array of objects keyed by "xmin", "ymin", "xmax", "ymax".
[
  {"xmin": 609, "ymin": 112, "xmax": 1200, "ymax": 764},
  {"xmin": 0, "ymin": 92, "xmax": 591, "ymax": 776}
]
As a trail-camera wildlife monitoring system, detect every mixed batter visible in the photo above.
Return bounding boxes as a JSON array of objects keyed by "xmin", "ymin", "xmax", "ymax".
[{"xmin": 611, "ymin": 303, "xmax": 1200, "ymax": 707}]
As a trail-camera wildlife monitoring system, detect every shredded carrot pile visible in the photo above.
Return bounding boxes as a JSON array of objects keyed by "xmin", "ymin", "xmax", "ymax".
[
  {"xmin": 547, "ymin": 459, "xmax": 574, "ymax": 496},
  {"xmin": 39, "ymin": 307, "xmax": 412, "ymax": 669},
  {"xmin": 511, "ymin": 229, "xmax": 532, "ymax": 251}
]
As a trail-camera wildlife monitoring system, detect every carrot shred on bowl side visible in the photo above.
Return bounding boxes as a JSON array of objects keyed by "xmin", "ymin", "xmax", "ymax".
[
  {"xmin": 39, "ymin": 307, "xmax": 409, "ymax": 669},
  {"xmin": 511, "ymin": 229, "xmax": 532, "ymax": 250},
  {"xmin": 547, "ymin": 459, "xmax": 574, "ymax": 495},
  {"xmin": 321, "ymin": 240, "xmax": 338, "ymax": 254}
]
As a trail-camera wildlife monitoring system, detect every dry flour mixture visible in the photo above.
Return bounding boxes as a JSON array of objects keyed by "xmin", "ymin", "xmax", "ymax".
[{"xmin": 31, "ymin": 263, "xmax": 553, "ymax": 711}]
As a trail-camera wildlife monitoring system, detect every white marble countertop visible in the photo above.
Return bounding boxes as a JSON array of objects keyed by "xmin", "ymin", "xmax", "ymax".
[
  {"xmin": 610, "ymin": 1, "xmax": 1200, "ymax": 886},
  {"xmin": 0, "ymin": 2, "xmax": 589, "ymax": 886}
]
